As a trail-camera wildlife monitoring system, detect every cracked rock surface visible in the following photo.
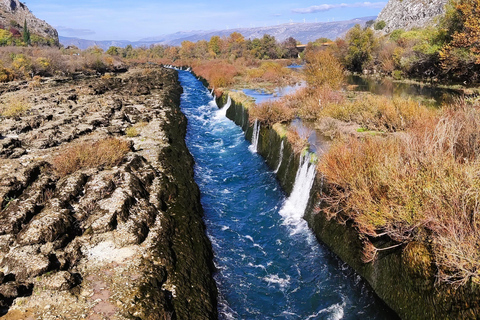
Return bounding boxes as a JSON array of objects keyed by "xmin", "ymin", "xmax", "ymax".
[{"xmin": 0, "ymin": 67, "xmax": 217, "ymax": 319}]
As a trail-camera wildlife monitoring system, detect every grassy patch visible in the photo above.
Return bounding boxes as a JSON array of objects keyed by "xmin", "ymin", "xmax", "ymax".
[
  {"xmin": 0, "ymin": 95, "xmax": 30, "ymax": 118},
  {"xmin": 125, "ymin": 126, "xmax": 139, "ymax": 137},
  {"xmin": 52, "ymin": 138, "xmax": 131, "ymax": 177},
  {"xmin": 319, "ymin": 101, "xmax": 480, "ymax": 286}
]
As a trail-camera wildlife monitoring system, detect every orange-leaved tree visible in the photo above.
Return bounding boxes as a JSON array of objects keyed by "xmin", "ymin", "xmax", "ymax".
[{"xmin": 440, "ymin": 0, "xmax": 480, "ymax": 80}]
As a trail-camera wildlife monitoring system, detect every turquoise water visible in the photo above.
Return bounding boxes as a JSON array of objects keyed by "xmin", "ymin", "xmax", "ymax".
[{"xmin": 177, "ymin": 70, "xmax": 397, "ymax": 320}]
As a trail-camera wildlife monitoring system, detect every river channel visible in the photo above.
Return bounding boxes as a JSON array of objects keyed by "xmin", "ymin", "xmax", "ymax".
[{"xmin": 177, "ymin": 70, "xmax": 397, "ymax": 319}]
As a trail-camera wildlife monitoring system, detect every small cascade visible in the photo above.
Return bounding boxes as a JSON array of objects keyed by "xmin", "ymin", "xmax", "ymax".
[
  {"xmin": 210, "ymin": 88, "xmax": 215, "ymax": 96},
  {"xmin": 274, "ymin": 141, "xmax": 285, "ymax": 173},
  {"xmin": 215, "ymin": 95, "xmax": 232, "ymax": 119},
  {"xmin": 279, "ymin": 152, "xmax": 316, "ymax": 235},
  {"xmin": 249, "ymin": 119, "xmax": 261, "ymax": 153}
]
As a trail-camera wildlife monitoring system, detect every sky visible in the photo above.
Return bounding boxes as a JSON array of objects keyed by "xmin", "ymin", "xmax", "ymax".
[{"xmin": 26, "ymin": 1, "xmax": 387, "ymax": 41}]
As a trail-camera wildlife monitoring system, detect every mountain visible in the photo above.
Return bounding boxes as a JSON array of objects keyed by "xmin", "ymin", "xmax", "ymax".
[
  {"xmin": 58, "ymin": 37, "xmax": 147, "ymax": 50},
  {"xmin": 376, "ymin": 0, "xmax": 448, "ymax": 33},
  {"xmin": 0, "ymin": 0, "xmax": 58, "ymax": 44},
  {"xmin": 59, "ymin": 17, "xmax": 375, "ymax": 50}
]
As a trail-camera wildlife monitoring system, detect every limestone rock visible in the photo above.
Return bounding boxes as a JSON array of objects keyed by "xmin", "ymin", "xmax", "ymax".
[{"xmin": 376, "ymin": 0, "xmax": 449, "ymax": 33}]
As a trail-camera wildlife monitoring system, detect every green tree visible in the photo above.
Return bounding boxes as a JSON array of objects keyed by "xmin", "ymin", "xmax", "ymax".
[
  {"xmin": 282, "ymin": 37, "xmax": 299, "ymax": 59},
  {"xmin": 22, "ymin": 20, "xmax": 30, "ymax": 45},
  {"xmin": 106, "ymin": 46, "xmax": 121, "ymax": 56},
  {"xmin": 344, "ymin": 24, "xmax": 377, "ymax": 72}
]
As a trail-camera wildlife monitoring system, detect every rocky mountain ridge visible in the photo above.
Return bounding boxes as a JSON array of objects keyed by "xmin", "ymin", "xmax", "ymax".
[
  {"xmin": 376, "ymin": 0, "xmax": 449, "ymax": 33},
  {"xmin": 0, "ymin": 0, "xmax": 58, "ymax": 44},
  {"xmin": 60, "ymin": 17, "xmax": 375, "ymax": 50}
]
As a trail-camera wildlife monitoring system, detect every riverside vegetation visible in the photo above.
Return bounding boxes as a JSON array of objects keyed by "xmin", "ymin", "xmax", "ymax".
[{"xmin": 154, "ymin": 0, "xmax": 478, "ymax": 317}]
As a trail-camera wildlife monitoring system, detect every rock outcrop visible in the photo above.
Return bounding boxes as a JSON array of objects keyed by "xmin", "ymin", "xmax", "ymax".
[
  {"xmin": 0, "ymin": 67, "xmax": 217, "ymax": 319},
  {"xmin": 0, "ymin": 0, "xmax": 58, "ymax": 44},
  {"xmin": 376, "ymin": 0, "xmax": 449, "ymax": 33}
]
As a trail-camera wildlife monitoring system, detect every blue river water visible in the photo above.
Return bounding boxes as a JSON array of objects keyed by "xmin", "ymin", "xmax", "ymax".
[{"xmin": 177, "ymin": 70, "xmax": 397, "ymax": 320}]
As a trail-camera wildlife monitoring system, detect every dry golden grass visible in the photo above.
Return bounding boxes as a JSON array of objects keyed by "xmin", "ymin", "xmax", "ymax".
[
  {"xmin": 52, "ymin": 138, "xmax": 131, "ymax": 177},
  {"xmin": 319, "ymin": 100, "xmax": 480, "ymax": 286},
  {"xmin": 319, "ymin": 94, "xmax": 437, "ymax": 132},
  {"xmin": 0, "ymin": 95, "xmax": 30, "ymax": 118}
]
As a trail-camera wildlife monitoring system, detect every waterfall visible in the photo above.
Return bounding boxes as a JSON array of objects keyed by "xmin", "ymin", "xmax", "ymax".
[
  {"xmin": 274, "ymin": 141, "xmax": 284, "ymax": 174},
  {"xmin": 249, "ymin": 119, "xmax": 261, "ymax": 153},
  {"xmin": 279, "ymin": 152, "xmax": 316, "ymax": 235},
  {"xmin": 211, "ymin": 88, "xmax": 215, "ymax": 96},
  {"xmin": 216, "ymin": 95, "xmax": 232, "ymax": 118}
]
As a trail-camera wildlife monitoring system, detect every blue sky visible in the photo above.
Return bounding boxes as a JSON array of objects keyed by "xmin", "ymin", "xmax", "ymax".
[{"xmin": 27, "ymin": 1, "xmax": 386, "ymax": 41}]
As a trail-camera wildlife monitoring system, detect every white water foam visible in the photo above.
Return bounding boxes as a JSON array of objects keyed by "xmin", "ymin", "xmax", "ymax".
[
  {"xmin": 263, "ymin": 274, "xmax": 291, "ymax": 289},
  {"xmin": 249, "ymin": 119, "xmax": 261, "ymax": 153},
  {"xmin": 216, "ymin": 95, "xmax": 232, "ymax": 118},
  {"xmin": 274, "ymin": 140, "xmax": 285, "ymax": 173},
  {"xmin": 306, "ymin": 300, "xmax": 346, "ymax": 320},
  {"xmin": 278, "ymin": 152, "xmax": 316, "ymax": 235}
]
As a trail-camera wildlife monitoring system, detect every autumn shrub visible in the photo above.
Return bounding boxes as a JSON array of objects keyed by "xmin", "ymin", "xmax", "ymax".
[
  {"xmin": 0, "ymin": 64, "xmax": 14, "ymax": 82},
  {"xmin": 246, "ymin": 61, "xmax": 289, "ymax": 84},
  {"xmin": 28, "ymin": 75, "xmax": 42, "ymax": 89},
  {"xmin": 286, "ymin": 128, "xmax": 309, "ymax": 154},
  {"xmin": 319, "ymin": 100, "xmax": 480, "ymax": 286},
  {"xmin": 249, "ymin": 99, "xmax": 297, "ymax": 126},
  {"xmin": 12, "ymin": 53, "xmax": 32, "ymax": 78},
  {"xmin": 304, "ymin": 49, "xmax": 344, "ymax": 89},
  {"xmin": 192, "ymin": 60, "xmax": 239, "ymax": 88},
  {"xmin": 296, "ymin": 86, "xmax": 345, "ymax": 121},
  {"xmin": 52, "ymin": 138, "xmax": 131, "ymax": 177}
]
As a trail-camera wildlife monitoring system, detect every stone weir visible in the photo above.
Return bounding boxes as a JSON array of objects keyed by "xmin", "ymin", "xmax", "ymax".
[
  {"xmin": 0, "ymin": 67, "xmax": 217, "ymax": 319},
  {"xmin": 215, "ymin": 93, "xmax": 480, "ymax": 320}
]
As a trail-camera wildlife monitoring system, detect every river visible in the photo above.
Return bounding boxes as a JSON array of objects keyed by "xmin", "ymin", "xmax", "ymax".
[{"xmin": 177, "ymin": 70, "xmax": 397, "ymax": 319}]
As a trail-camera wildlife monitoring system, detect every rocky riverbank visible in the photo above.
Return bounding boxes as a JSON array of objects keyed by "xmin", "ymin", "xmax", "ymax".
[{"xmin": 0, "ymin": 67, "xmax": 217, "ymax": 319}]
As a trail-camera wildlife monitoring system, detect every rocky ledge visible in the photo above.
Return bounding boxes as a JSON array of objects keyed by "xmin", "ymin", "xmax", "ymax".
[{"xmin": 0, "ymin": 67, "xmax": 217, "ymax": 319}]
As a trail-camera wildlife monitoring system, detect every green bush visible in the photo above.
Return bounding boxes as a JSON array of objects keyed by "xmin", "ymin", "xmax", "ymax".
[{"xmin": 374, "ymin": 20, "xmax": 386, "ymax": 30}]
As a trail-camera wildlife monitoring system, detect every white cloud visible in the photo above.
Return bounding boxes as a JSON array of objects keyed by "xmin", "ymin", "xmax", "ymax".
[
  {"xmin": 292, "ymin": 2, "xmax": 386, "ymax": 14},
  {"xmin": 56, "ymin": 26, "xmax": 96, "ymax": 37}
]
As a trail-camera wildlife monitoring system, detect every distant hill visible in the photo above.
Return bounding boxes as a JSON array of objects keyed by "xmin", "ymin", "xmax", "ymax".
[
  {"xmin": 60, "ymin": 17, "xmax": 375, "ymax": 50},
  {"xmin": 0, "ymin": 0, "xmax": 58, "ymax": 44}
]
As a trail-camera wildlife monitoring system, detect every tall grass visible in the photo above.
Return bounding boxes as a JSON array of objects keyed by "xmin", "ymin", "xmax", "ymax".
[{"xmin": 319, "ymin": 101, "xmax": 480, "ymax": 286}]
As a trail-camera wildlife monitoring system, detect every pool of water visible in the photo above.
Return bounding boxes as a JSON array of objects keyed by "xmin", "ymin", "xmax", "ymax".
[
  {"xmin": 177, "ymin": 69, "xmax": 397, "ymax": 319},
  {"xmin": 346, "ymin": 75, "xmax": 461, "ymax": 106},
  {"xmin": 242, "ymin": 82, "xmax": 306, "ymax": 104}
]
